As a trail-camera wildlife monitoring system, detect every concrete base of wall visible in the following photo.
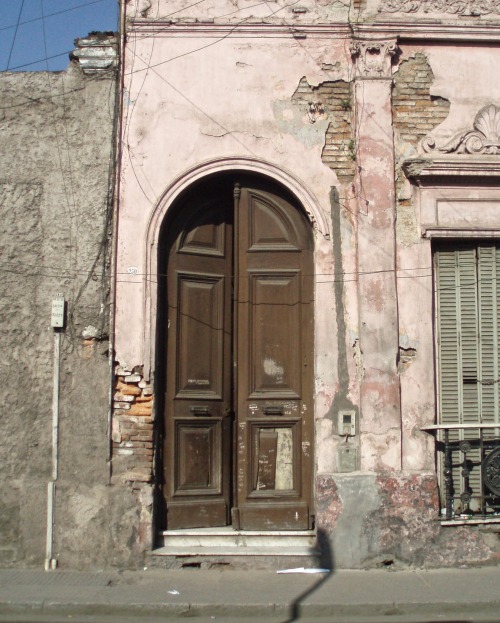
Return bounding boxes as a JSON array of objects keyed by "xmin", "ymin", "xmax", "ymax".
[{"xmin": 316, "ymin": 472, "xmax": 500, "ymax": 569}]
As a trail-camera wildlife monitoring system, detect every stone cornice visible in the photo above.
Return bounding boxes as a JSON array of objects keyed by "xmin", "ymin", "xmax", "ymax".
[
  {"xmin": 126, "ymin": 21, "xmax": 351, "ymax": 38},
  {"xmin": 126, "ymin": 19, "xmax": 500, "ymax": 42},
  {"xmin": 352, "ymin": 20, "xmax": 500, "ymax": 42},
  {"xmin": 403, "ymin": 157, "xmax": 500, "ymax": 183}
]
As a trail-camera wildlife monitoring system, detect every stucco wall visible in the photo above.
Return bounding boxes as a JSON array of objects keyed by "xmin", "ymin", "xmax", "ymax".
[
  {"xmin": 113, "ymin": 0, "xmax": 500, "ymax": 568},
  {"xmin": 0, "ymin": 51, "xmax": 142, "ymax": 569}
]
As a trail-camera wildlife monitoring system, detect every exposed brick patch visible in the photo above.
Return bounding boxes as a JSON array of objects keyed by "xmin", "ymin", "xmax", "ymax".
[
  {"xmin": 392, "ymin": 53, "xmax": 450, "ymax": 246},
  {"xmin": 393, "ymin": 53, "xmax": 450, "ymax": 148},
  {"xmin": 112, "ymin": 364, "xmax": 153, "ymax": 484},
  {"xmin": 292, "ymin": 77, "xmax": 355, "ymax": 183}
]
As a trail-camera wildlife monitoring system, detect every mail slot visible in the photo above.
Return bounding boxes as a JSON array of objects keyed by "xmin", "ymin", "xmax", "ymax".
[
  {"xmin": 190, "ymin": 406, "xmax": 210, "ymax": 416},
  {"xmin": 263, "ymin": 406, "xmax": 284, "ymax": 416}
]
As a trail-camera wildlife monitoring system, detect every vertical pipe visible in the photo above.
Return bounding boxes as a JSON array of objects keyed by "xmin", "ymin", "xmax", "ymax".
[
  {"xmin": 51, "ymin": 331, "xmax": 60, "ymax": 482},
  {"xmin": 45, "ymin": 330, "xmax": 60, "ymax": 571}
]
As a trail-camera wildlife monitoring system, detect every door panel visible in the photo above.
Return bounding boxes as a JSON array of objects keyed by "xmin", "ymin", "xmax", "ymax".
[
  {"xmin": 176, "ymin": 275, "xmax": 225, "ymax": 399},
  {"xmin": 249, "ymin": 272, "xmax": 301, "ymax": 397},
  {"xmin": 164, "ymin": 197, "xmax": 232, "ymax": 529},
  {"xmin": 234, "ymin": 186, "xmax": 314, "ymax": 530},
  {"xmin": 176, "ymin": 421, "xmax": 223, "ymax": 492},
  {"xmin": 163, "ymin": 180, "xmax": 313, "ymax": 531},
  {"xmin": 248, "ymin": 194, "xmax": 299, "ymax": 251}
]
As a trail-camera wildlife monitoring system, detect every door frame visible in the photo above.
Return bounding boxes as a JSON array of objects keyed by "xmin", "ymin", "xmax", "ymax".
[
  {"xmin": 148, "ymin": 161, "xmax": 322, "ymax": 532},
  {"xmin": 143, "ymin": 158, "xmax": 328, "ymax": 383}
]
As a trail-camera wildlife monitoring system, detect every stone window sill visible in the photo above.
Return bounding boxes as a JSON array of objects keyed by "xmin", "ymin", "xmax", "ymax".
[{"xmin": 440, "ymin": 517, "xmax": 500, "ymax": 526}]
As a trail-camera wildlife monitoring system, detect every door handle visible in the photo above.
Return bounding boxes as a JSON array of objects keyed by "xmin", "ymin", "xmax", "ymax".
[
  {"xmin": 263, "ymin": 406, "xmax": 284, "ymax": 416},
  {"xmin": 190, "ymin": 406, "xmax": 210, "ymax": 416}
]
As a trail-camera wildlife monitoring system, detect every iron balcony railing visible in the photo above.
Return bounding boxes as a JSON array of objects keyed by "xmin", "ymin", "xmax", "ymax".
[{"xmin": 421, "ymin": 424, "xmax": 500, "ymax": 522}]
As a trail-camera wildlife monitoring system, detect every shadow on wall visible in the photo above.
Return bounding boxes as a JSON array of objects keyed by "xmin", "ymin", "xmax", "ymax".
[{"xmin": 281, "ymin": 528, "xmax": 334, "ymax": 623}]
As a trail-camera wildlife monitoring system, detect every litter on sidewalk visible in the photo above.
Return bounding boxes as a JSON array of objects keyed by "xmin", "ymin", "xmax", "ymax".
[{"xmin": 276, "ymin": 567, "xmax": 330, "ymax": 574}]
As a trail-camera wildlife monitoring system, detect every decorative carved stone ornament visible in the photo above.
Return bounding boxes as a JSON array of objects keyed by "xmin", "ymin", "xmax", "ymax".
[
  {"xmin": 422, "ymin": 104, "xmax": 500, "ymax": 155},
  {"xmin": 483, "ymin": 447, "xmax": 500, "ymax": 497},
  {"xmin": 307, "ymin": 102, "xmax": 325, "ymax": 124},
  {"xmin": 350, "ymin": 40, "xmax": 397, "ymax": 79},
  {"xmin": 379, "ymin": 0, "xmax": 500, "ymax": 15}
]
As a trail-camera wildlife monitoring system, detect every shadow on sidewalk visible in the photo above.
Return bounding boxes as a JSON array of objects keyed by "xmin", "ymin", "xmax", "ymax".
[{"xmin": 281, "ymin": 528, "xmax": 334, "ymax": 623}]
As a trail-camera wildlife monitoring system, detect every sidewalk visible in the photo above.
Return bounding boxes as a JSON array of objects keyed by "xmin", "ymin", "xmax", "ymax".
[{"xmin": 0, "ymin": 565, "xmax": 498, "ymax": 622}]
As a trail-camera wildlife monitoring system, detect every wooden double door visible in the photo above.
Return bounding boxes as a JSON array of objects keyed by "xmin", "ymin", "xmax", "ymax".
[{"xmin": 162, "ymin": 177, "xmax": 314, "ymax": 531}]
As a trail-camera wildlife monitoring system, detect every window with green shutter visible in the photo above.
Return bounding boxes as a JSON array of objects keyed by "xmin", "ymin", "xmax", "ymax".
[{"xmin": 434, "ymin": 242, "xmax": 500, "ymax": 515}]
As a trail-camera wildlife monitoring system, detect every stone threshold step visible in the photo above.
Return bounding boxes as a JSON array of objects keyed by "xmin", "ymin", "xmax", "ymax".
[
  {"xmin": 157, "ymin": 529, "xmax": 317, "ymax": 549},
  {"xmin": 159, "ymin": 529, "xmax": 316, "ymax": 534},
  {"xmin": 152, "ymin": 545, "xmax": 320, "ymax": 557}
]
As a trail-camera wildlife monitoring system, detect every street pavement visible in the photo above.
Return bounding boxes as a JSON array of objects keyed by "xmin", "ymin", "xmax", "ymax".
[{"xmin": 0, "ymin": 565, "xmax": 498, "ymax": 622}]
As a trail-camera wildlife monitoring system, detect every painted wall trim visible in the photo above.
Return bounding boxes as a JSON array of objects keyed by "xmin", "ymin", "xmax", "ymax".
[
  {"xmin": 128, "ymin": 20, "xmax": 500, "ymax": 43},
  {"xmin": 127, "ymin": 22, "xmax": 352, "ymax": 37}
]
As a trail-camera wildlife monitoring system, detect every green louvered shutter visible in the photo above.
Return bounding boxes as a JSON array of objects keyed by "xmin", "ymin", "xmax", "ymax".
[
  {"xmin": 436, "ymin": 248, "xmax": 462, "ymax": 441},
  {"xmin": 478, "ymin": 246, "xmax": 500, "ymax": 436},
  {"xmin": 435, "ymin": 243, "xmax": 500, "ymax": 511}
]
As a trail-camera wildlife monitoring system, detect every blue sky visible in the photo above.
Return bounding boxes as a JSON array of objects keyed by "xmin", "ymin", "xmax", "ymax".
[{"xmin": 0, "ymin": 0, "xmax": 119, "ymax": 72}]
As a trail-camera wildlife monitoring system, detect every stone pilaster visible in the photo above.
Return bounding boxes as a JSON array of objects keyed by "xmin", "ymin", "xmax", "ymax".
[{"xmin": 351, "ymin": 39, "xmax": 402, "ymax": 471}]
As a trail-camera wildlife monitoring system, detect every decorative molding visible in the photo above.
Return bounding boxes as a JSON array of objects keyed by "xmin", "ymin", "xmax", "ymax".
[
  {"xmin": 422, "ymin": 105, "xmax": 500, "ymax": 155},
  {"xmin": 379, "ymin": 0, "xmax": 500, "ymax": 15},
  {"xmin": 126, "ymin": 20, "xmax": 500, "ymax": 43},
  {"xmin": 352, "ymin": 21, "xmax": 500, "ymax": 42},
  {"xmin": 142, "ymin": 156, "xmax": 331, "ymax": 380},
  {"xmin": 127, "ymin": 21, "xmax": 351, "ymax": 38},
  {"xmin": 350, "ymin": 40, "xmax": 398, "ymax": 78},
  {"xmin": 307, "ymin": 102, "xmax": 325, "ymax": 124},
  {"xmin": 403, "ymin": 156, "xmax": 500, "ymax": 183},
  {"xmin": 423, "ymin": 227, "xmax": 500, "ymax": 239}
]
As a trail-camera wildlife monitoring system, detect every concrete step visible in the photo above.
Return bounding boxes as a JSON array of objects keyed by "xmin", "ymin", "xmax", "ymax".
[
  {"xmin": 150, "ymin": 528, "xmax": 321, "ymax": 569},
  {"xmin": 158, "ymin": 527, "xmax": 317, "ymax": 548}
]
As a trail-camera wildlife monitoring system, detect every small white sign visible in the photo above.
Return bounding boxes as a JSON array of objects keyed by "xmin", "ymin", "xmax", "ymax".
[{"xmin": 51, "ymin": 295, "xmax": 65, "ymax": 328}]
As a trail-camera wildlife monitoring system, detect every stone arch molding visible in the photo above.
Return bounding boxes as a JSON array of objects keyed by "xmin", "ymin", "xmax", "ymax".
[{"xmin": 142, "ymin": 156, "xmax": 329, "ymax": 377}]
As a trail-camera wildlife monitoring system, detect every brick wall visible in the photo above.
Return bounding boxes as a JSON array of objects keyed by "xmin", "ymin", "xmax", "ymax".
[
  {"xmin": 392, "ymin": 53, "xmax": 450, "ymax": 245},
  {"xmin": 112, "ymin": 365, "xmax": 154, "ymax": 484},
  {"xmin": 292, "ymin": 77, "xmax": 355, "ymax": 183},
  {"xmin": 393, "ymin": 53, "xmax": 449, "ymax": 148}
]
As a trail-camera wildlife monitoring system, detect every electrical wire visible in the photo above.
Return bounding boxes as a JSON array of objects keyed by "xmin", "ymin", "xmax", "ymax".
[
  {"xmin": 5, "ymin": 0, "xmax": 27, "ymax": 70},
  {"xmin": 0, "ymin": 0, "xmax": 111, "ymax": 33},
  {"xmin": 6, "ymin": 50, "xmax": 73, "ymax": 72}
]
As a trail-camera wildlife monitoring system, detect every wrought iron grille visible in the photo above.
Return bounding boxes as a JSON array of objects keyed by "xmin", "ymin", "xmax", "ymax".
[{"xmin": 422, "ymin": 424, "xmax": 500, "ymax": 521}]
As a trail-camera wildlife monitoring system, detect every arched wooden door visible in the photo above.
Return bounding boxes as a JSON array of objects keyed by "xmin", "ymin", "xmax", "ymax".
[{"xmin": 162, "ymin": 176, "xmax": 314, "ymax": 531}]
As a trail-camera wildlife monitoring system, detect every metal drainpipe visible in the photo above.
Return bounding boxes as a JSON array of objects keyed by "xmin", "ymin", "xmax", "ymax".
[{"xmin": 45, "ymin": 327, "xmax": 61, "ymax": 571}]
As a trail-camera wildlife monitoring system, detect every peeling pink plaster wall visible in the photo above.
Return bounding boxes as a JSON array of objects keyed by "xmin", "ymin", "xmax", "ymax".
[
  {"xmin": 116, "ymin": 27, "xmax": 354, "ymax": 452},
  {"xmin": 114, "ymin": 0, "xmax": 500, "ymax": 568},
  {"xmin": 395, "ymin": 44, "xmax": 500, "ymax": 473}
]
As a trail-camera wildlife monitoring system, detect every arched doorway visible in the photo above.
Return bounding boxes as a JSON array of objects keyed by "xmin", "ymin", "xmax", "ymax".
[{"xmin": 159, "ymin": 174, "xmax": 314, "ymax": 531}]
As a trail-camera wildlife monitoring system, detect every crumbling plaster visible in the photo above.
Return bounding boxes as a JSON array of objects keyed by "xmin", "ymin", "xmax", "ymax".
[
  {"xmin": 116, "ymin": 0, "xmax": 500, "ymax": 567},
  {"xmin": 117, "ymin": 33, "xmax": 353, "ymax": 379},
  {"xmin": 0, "ymin": 58, "xmax": 132, "ymax": 568},
  {"xmin": 116, "ymin": 26, "xmax": 363, "ymax": 505},
  {"xmin": 394, "ymin": 44, "xmax": 500, "ymax": 472}
]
